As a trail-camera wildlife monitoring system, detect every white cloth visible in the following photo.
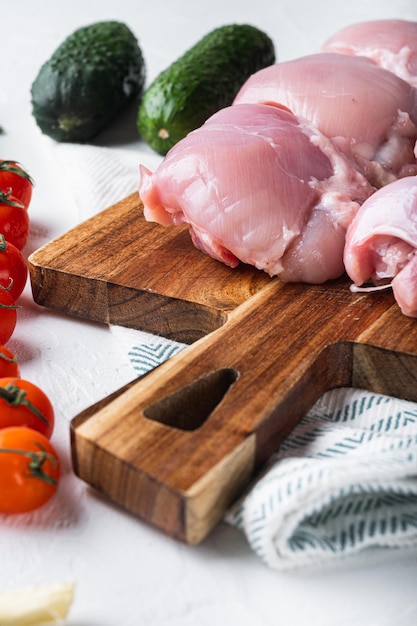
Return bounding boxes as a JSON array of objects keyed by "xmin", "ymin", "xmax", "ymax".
[
  {"xmin": 52, "ymin": 141, "xmax": 162, "ymax": 220},
  {"xmin": 51, "ymin": 143, "xmax": 417, "ymax": 571},
  {"xmin": 226, "ymin": 387, "xmax": 417, "ymax": 570}
]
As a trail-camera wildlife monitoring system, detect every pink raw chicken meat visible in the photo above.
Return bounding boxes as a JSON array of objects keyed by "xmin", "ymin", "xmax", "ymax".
[
  {"xmin": 233, "ymin": 53, "xmax": 417, "ymax": 187},
  {"xmin": 321, "ymin": 19, "xmax": 417, "ymax": 88},
  {"xmin": 139, "ymin": 103, "xmax": 374, "ymax": 283},
  {"xmin": 344, "ymin": 175, "xmax": 417, "ymax": 317}
]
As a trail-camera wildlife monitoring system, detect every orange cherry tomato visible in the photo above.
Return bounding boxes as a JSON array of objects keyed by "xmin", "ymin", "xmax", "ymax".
[
  {"xmin": 0, "ymin": 235, "xmax": 28, "ymax": 300},
  {"xmin": 0, "ymin": 285, "xmax": 18, "ymax": 344},
  {"xmin": 0, "ymin": 197, "xmax": 30, "ymax": 250},
  {"xmin": 0, "ymin": 161, "xmax": 34, "ymax": 209},
  {"xmin": 0, "ymin": 426, "xmax": 60, "ymax": 514},
  {"xmin": 0, "ymin": 377, "xmax": 54, "ymax": 438},
  {"xmin": 0, "ymin": 345, "xmax": 19, "ymax": 378}
]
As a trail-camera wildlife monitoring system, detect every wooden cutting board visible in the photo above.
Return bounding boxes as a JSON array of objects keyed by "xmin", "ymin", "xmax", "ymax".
[{"xmin": 28, "ymin": 192, "xmax": 417, "ymax": 544}]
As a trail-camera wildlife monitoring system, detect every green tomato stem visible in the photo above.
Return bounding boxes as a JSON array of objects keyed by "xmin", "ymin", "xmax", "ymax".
[
  {"xmin": 0, "ymin": 351, "xmax": 18, "ymax": 365},
  {"xmin": 0, "ymin": 446, "xmax": 58, "ymax": 484},
  {"xmin": 0, "ymin": 384, "xmax": 50, "ymax": 426},
  {"xmin": 0, "ymin": 189, "xmax": 25, "ymax": 208},
  {"xmin": 0, "ymin": 281, "xmax": 20, "ymax": 309},
  {"xmin": 0, "ymin": 160, "xmax": 34, "ymax": 185}
]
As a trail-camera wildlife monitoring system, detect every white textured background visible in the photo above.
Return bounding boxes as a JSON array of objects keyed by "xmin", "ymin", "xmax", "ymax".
[{"xmin": 1, "ymin": 1, "xmax": 417, "ymax": 624}]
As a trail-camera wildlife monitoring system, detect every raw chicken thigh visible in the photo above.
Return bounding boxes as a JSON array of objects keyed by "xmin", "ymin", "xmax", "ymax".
[
  {"xmin": 140, "ymin": 103, "xmax": 374, "ymax": 283},
  {"xmin": 139, "ymin": 26, "xmax": 417, "ymax": 289},
  {"xmin": 322, "ymin": 19, "xmax": 417, "ymax": 88},
  {"xmin": 233, "ymin": 53, "xmax": 417, "ymax": 187},
  {"xmin": 344, "ymin": 175, "xmax": 417, "ymax": 317}
]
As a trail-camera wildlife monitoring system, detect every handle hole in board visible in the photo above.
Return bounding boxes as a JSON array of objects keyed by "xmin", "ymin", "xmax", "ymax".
[{"xmin": 144, "ymin": 367, "xmax": 239, "ymax": 431}]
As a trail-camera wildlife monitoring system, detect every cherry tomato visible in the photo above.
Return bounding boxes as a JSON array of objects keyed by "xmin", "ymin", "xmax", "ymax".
[
  {"xmin": 0, "ymin": 197, "xmax": 29, "ymax": 250},
  {"xmin": 0, "ymin": 345, "xmax": 19, "ymax": 378},
  {"xmin": 0, "ymin": 160, "xmax": 34, "ymax": 209},
  {"xmin": 0, "ymin": 377, "xmax": 54, "ymax": 438},
  {"xmin": 0, "ymin": 426, "xmax": 60, "ymax": 514},
  {"xmin": 0, "ymin": 286, "xmax": 18, "ymax": 344},
  {"xmin": 0, "ymin": 235, "xmax": 27, "ymax": 300}
]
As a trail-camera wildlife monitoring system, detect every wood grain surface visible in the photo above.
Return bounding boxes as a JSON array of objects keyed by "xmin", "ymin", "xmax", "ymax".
[
  {"xmin": 29, "ymin": 193, "xmax": 417, "ymax": 544},
  {"xmin": 29, "ymin": 193, "xmax": 271, "ymax": 343}
]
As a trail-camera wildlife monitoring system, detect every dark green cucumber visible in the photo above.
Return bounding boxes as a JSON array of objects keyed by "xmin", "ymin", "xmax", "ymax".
[
  {"xmin": 137, "ymin": 23, "xmax": 275, "ymax": 155},
  {"xmin": 31, "ymin": 21, "xmax": 146, "ymax": 142}
]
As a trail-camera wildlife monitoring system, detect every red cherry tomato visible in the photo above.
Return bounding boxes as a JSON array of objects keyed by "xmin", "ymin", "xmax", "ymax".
[
  {"xmin": 0, "ymin": 345, "xmax": 19, "ymax": 378},
  {"xmin": 0, "ymin": 377, "xmax": 55, "ymax": 438},
  {"xmin": 0, "ymin": 197, "xmax": 29, "ymax": 250},
  {"xmin": 0, "ymin": 161, "xmax": 34, "ymax": 209},
  {"xmin": 0, "ymin": 235, "xmax": 27, "ymax": 300},
  {"xmin": 0, "ymin": 426, "xmax": 60, "ymax": 514},
  {"xmin": 0, "ymin": 286, "xmax": 18, "ymax": 344}
]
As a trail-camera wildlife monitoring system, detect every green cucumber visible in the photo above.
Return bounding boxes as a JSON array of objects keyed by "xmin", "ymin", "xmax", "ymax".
[
  {"xmin": 137, "ymin": 23, "xmax": 275, "ymax": 155},
  {"xmin": 31, "ymin": 21, "xmax": 146, "ymax": 142}
]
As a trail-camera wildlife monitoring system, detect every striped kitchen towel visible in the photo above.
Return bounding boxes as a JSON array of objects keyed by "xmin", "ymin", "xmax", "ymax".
[
  {"xmin": 48, "ymin": 140, "xmax": 162, "ymax": 220},
  {"xmin": 225, "ymin": 386, "xmax": 417, "ymax": 570},
  {"xmin": 110, "ymin": 325, "xmax": 187, "ymax": 377}
]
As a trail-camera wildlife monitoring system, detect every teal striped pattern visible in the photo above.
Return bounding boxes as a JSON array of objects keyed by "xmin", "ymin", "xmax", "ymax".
[
  {"xmin": 128, "ymin": 342, "xmax": 185, "ymax": 376},
  {"xmin": 226, "ymin": 387, "xmax": 417, "ymax": 570}
]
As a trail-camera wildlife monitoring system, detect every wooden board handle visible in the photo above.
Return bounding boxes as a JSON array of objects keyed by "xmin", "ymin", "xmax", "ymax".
[{"xmin": 71, "ymin": 278, "xmax": 417, "ymax": 543}]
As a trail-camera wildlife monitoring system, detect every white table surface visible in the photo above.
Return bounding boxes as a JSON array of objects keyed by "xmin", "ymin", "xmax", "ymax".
[{"xmin": 2, "ymin": 1, "xmax": 417, "ymax": 624}]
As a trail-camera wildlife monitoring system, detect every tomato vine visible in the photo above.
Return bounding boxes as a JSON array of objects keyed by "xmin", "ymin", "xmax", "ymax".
[{"xmin": 0, "ymin": 160, "xmax": 61, "ymax": 514}]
